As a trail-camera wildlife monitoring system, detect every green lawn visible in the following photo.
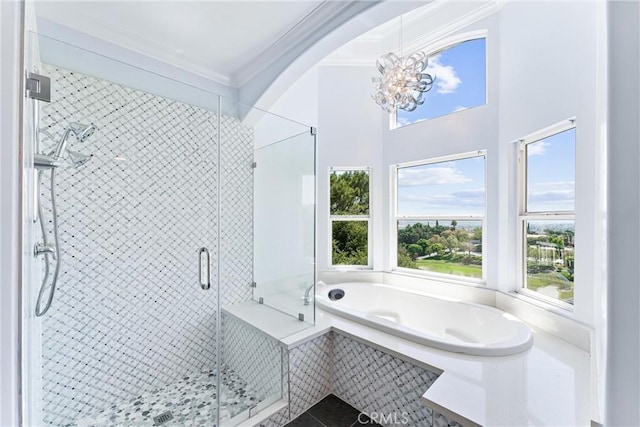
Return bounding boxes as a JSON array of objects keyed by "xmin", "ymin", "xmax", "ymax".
[
  {"xmin": 415, "ymin": 259, "xmax": 482, "ymax": 278},
  {"xmin": 526, "ymin": 272, "xmax": 574, "ymax": 302},
  {"xmin": 526, "ymin": 272, "xmax": 571, "ymax": 289}
]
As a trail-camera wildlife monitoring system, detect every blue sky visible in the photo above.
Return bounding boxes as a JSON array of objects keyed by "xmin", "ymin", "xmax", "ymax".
[
  {"xmin": 397, "ymin": 38, "xmax": 486, "ymax": 126},
  {"xmin": 397, "ymin": 156, "xmax": 485, "ymax": 216},
  {"xmin": 527, "ymin": 128, "xmax": 576, "ymax": 212}
]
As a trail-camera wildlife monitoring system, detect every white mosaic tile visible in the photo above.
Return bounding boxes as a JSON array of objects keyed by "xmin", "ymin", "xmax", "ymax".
[
  {"xmin": 37, "ymin": 64, "xmax": 254, "ymax": 426},
  {"xmin": 332, "ymin": 332, "xmax": 438, "ymax": 427},
  {"xmin": 288, "ymin": 334, "xmax": 333, "ymax": 419},
  {"xmin": 221, "ymin": 312, "xmax": 283, "ymax": 400}
]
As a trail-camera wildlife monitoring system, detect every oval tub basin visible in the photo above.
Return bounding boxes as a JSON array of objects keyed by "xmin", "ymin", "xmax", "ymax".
[{"xmin": 315, "ymin": 282, "xmax": 533, "ymax": 357}]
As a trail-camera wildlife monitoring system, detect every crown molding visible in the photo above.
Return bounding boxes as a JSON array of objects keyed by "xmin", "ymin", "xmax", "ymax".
[
  {"xmin": 321, "ymin": 0, "xmax": 506, "ymax": 67},
  {"xmin": 403, "ymin": 0, "xmax": 506, "ymax": 54},
  {"xmin": 235, "ymin": 1, "xmax": 379, "ymax": 87},
  {"xmin": 37, "ymin": 14, "xmax": 234, "ymax": 86}
]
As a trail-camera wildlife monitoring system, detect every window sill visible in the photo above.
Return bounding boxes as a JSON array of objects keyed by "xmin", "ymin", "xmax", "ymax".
[
  {"xmin": 495, "ymin": 291, "xmax": 591, "ymax": 351},
  {"xmin": 390, "ymin": 268, "xmax": 486, "ymax": 287}
]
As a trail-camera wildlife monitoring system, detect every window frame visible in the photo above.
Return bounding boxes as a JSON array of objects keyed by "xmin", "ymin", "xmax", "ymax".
[
  {"xmin": 516, "ymin": 118, "xmax": 576, "ymax": 309},
  {"xmin": 329, "ymin": 166, "xmax": 372, "ymax": 270},
  {"xmin": 391, "ymin": 150, "xmax": 487, "ymax": 283},
  {"xmin": 391, "ymin": 30, "xmax": 488, "ymax": 130}
]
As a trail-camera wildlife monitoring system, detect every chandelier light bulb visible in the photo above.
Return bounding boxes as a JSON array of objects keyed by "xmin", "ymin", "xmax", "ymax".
[{"xmin": 372, "ymin": 51, "xmax": 435, "ymax": 113}]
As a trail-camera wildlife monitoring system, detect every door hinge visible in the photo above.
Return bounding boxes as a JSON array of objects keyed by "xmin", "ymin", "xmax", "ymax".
[
  {"xmin": 25, "ymin": 72, "xmax": 51, "ymax": 102},
  {"xmin": 251, "ymin": 161, "xmax": 257, "ymax": 169}
]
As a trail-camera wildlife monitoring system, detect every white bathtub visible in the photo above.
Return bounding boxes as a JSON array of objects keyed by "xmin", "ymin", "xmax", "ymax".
[{"xmin": 315, "ymin": 282, "xmax": 533, "ymax": 356}]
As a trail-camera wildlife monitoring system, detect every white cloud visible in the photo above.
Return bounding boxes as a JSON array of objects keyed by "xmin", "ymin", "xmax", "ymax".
[
  {"xmin": 528, "ymin": 181, "xmax": 575, "ymax": 208},
  {"xmin": 451, "ymin": 189, "xmax": 485, "ymax": 200},
  {"xmin": 527, "ymin": 141, "xmax": 548, "ymax": 156},
  {"xmin": 426, "ymin": 54, "xmax": 462, "ymax": 94},
  {"xmin": 453, "ymin": 105, "xmax": 468, "ymax": 112},
  {"xmin": 398, "ymin": 166, "xmax": 470, "ymax": 186},
  {"xmin": 398, "ymin": 188, "xmax": 485, "ymax": 215}
]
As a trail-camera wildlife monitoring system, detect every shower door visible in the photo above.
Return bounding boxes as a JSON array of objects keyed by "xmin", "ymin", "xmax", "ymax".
[{"xmin": 22, "ymin": 31, "xmax": 223, "ymax": 427}]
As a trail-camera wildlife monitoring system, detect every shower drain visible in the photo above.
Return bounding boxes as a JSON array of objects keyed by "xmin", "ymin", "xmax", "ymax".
[{"xmin": 153, "ymin": 411, "xmax": 174, "ymax": 425}]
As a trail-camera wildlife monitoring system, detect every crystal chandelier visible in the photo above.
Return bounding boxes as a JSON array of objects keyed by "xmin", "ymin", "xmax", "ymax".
[
  {"xmin": 371, "ymin": 17, "xmax": 435, "ymax": 113},
  {"xmin": 372, "ymin": 51, "xmax": 434, "ymax": 113}
]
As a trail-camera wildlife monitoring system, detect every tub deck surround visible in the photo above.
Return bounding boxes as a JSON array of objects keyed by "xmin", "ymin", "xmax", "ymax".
[
  {"xmin": 226, "ymin": 299, "xmax": 591, "ymax": 427},
  {"xmin": 315, "ymin": 282, "xmax": 533, "ymax": 357}
]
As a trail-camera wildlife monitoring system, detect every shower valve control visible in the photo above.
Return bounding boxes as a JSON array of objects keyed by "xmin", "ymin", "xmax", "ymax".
[{"xmin": 34, "ymin": 243, "xmax": 57, "ymax": 259}]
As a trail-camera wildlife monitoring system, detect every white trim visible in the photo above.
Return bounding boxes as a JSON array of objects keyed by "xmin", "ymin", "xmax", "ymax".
[
  {"xmin": 515, "ymin": 117, "xmax": 576, "ymax": 145},
  {"xmin": 394, "ymin": 150, "xmax": 486, "ymax": 169},
  {"xmin": 516, "ymin": 119, "xmax": 577, "ymax": 310},
  {"xmin": 328, "ymin": 166, "xmax": 373, "ymax": 270},
  {"xmin": 391, "ymin": 152, "xmax": 486, "ymax": 282},
  {"xmin": 0, "ymin": 1, "xmax": 24, "ymax": 426},
  {"xmin": 407, "ymin": 29, "xmax": 488, "ymax": 60},
  {"xmin": 393, "ymin": 34, "xmax": 488, "ymax": 130}
]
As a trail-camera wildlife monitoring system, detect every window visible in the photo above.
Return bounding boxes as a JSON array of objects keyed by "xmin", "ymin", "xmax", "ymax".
[
  {"xmin": 519, "ymin": 121, "xmax": 576, "ymax": 306},
  {"xmin": 330, "ymin": 168, "xmax": 371, "ymax": 268},
  {"xmin": 394, "ymin": 152, "xmax": 485, "ymax": 280},
  {"xmin": 395, "ymin": 37, "xmax": 487, "ymax": 128}
]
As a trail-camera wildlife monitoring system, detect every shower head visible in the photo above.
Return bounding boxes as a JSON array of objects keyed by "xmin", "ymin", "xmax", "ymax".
[
  {"xmin": 69, "ymin": 122, "xmax": 97, "ymax": 142},
  {"xmin": 53, "ymin": 122, "xmax": 98, "ymax": 160},
  {"xmin": 67, "ymin": 150, "xmax": 92, "ymax": 168}
]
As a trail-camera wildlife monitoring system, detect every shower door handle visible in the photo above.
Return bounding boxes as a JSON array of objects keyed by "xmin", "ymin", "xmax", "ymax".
[{"xmin": 197, "ymin": 247, "xmax": 211, "ymax": 290}]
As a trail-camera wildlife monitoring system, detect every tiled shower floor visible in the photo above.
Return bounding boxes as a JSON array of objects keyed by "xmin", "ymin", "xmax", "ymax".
[{"xmin": 77, "ymin": 366, "xmax": 265, "ymax": 427}]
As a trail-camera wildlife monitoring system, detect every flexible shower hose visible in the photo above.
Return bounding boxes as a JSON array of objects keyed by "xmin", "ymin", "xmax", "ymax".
[{"xmin": 35, "ymin": 169, "xmax": 62, "ymax": 317}]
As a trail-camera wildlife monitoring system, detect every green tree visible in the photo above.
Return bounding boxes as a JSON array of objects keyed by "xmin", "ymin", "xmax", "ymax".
[
  {"xmin": 407, "ymin": 244, "xmax": 423, "ymax": 259},
  {"xmin": 330, "ymin": 171, "xmax": 369, "ymax": 215},
  {"xmin": 397, "ymin": 246, "xmax": 417, "ymax": 268},
  {"xmin": 332, "ymin": 221, "xmax": 368, "ymax": 265}
]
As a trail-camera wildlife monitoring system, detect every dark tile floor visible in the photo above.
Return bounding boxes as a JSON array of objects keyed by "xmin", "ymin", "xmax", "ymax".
[{"xmin": 284, "ymin": 394, "xmax": 382, "ymax": 427}]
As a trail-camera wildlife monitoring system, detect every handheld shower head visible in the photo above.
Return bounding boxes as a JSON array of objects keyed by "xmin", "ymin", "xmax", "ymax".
[
  {"xmin": 69, "ymin": 122, "xmax": 97, "ymax": 142},
  {"xmin": 52, "ymin": 122, "xmax": 98, "ymax": 162}
]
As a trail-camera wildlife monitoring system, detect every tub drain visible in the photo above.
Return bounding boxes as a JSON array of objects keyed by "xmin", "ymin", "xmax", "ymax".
[{"xmin": 328, "ymin": 289, "xmax": 345, "ymax": 301}]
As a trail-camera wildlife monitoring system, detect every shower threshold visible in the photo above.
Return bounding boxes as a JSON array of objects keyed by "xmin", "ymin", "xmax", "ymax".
[{"xmin": 77, "ymin": 365, "xmax": 268, "ymax": 427}]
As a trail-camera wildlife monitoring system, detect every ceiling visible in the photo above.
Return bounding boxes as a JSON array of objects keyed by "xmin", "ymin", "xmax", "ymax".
[
  {"xmin": 35, "ymin": 1, "xmax": 337, "ymax": 86},
  {"xmin": 33, "ymin": 1, "xmax": 500, "ymax": 108}
]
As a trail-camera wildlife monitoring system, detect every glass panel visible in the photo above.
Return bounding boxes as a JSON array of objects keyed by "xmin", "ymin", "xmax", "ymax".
[
  {"xmin": 398, "ymin": 220, "xmax": 483, "ymax": 278},
  {"xmin": 330, "ymin": 169, "xmax": 370, "ymax": 215},
  {"xmin": 396, "ymin": 38, "xmax": 486, "ymax": 127},
  {"xmin": 253, "ymin": 128, "xmax": 316, "ymax": 327},
  {"xmin": 23, "ymin": 30, "xmax": 309, "ymax": 427},
  {"xmin": 526, "ymin": 128, "xmax": 576, "ymax": 212},
  {"xmin": 397, "ymin": 156, "xmax": 485, "ymax": 217},
  {"xmin": 332, "ymin": 220, "xmax": 369, "ymax": 266},
  {"xmin": 24, "ymin": 31, "xmax": 222, "ymax": 427},
  {"xmin": 524, "ymin": 220, "xmax": 575, "ymax": 304}
]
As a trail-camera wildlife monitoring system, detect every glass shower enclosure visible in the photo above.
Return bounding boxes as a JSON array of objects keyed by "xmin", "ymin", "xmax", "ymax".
[{"xmin": 21, "ymin": 30, "xmax": 315, "ymax": 427}]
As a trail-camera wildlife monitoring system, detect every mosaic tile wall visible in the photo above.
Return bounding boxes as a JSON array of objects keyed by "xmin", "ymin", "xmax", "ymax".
[
  {"xmin": 221, "ymin": 312, "xmax": 283, "ymax": 400},
  {"xmin": 37, "ymin": 64, "xmax": 254, "ymax": 426},
  {"xmin": 288, "ymin": 334, "xmax": 333, "ymax": 419},
  {"xmin": 332, "ymin": 333, "xmax": 438, "ymax": 426},
  {"xmin": 255, "ymin": 332, "xmax": 443, "ymax": 427}
]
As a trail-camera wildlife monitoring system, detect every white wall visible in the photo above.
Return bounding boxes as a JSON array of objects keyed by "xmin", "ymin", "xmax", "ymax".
[
  {"xmin": 496, "ymin": 1, "xmax": 604, "ymax": 327},
  {"xmin": 317, "ymin": 65, "xmax": 385, "ymax": 271},
  {"xmin": 605, "ymin": 1, "xmax": 640, "ymax": 424}
]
